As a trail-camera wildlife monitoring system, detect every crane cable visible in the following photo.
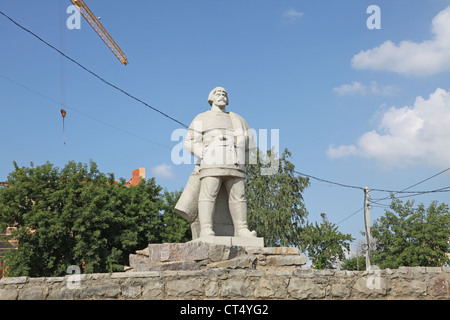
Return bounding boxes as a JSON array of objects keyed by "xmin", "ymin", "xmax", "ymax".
[
  {"xmin": 60, "ymin": 1, "xmax": 67, "ymax": 144},
  {"xmin": 0, "ymin": 9, "xmax": 189, "ymax": 129}
]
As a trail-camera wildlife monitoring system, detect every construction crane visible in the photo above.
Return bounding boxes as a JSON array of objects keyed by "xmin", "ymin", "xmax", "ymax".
[{"xmin": 70, "ymin": 0, "xmax": 128, "ymax": 65}]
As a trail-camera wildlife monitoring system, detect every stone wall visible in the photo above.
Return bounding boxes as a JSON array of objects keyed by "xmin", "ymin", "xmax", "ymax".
[{"xmin": 1, "ymin": 266, "xmax": 449, "ymax": 300}]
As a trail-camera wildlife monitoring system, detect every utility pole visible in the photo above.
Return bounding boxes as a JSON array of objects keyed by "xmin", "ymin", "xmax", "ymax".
[{"xmin": 364, "ymin": 186, "xmax": 371, "ymax": 271}]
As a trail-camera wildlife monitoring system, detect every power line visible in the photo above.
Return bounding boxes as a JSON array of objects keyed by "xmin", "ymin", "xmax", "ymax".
[
  {"xmin": 0, "ymin": 73, "xmax": 171, "ymax": 150},
  {"xmin": 394, "ymin": 167, "xmax": 450, "ymax": 192},
  {"xmin": 297, "ymin": 168, "xmax": 450, "ymax": 227},
  {"xmin": 336, "ymin": 207, "xmax": 364, "ymax": 225},
  {"xmin": 0, "ymin": 10, "xmax": 189, "ymax": 129},
  {"xmin": 295, "ymin": 169, "xmax": 450, "ymax": 195},
  {"xmin": 371, "ymin": 187, "xmax": 450, "ymax": 194},
  {"xmin": 370, "ymin": 186, "xmax": 450, "ymax": 202},
  {"xmin": 371, "ymin": 167, "xmax": 450, "ymax": 202},
  {"xmin": 294, "ymin": 170, "xmax": 364, "ymax": 191}
]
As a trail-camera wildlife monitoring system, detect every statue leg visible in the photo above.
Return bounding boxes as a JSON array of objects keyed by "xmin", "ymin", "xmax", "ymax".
[
  {"xmin": 225, "ymin": 178, "xmax": 257, "ymax": 238},
  {"xmin": 198, "ymin": 176, "xmax": 222, "ymax": 238}
]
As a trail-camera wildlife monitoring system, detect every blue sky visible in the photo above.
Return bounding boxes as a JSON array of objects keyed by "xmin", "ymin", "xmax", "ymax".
[{"xmin": 1, "ymin": 0, "xmax": 450, "ymax": 251}]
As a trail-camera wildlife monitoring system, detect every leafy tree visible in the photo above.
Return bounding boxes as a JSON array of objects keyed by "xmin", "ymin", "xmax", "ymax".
[
  {"xmin": 245, "ymin": 148, "xmax": 310, "ymax": 247},
  {"xmin": 300, "ymin": 221, "xmax": 354, "ymax": 269},
  {"xmin": 371, "ymin": 197, "xmax": 450, "ymax": 269},
  {"xmin": 0, "ymin": 160, "xmax": 170, "ymax": 277},
  {"xmin": 340, "ymin": 255, "xmax": 366, "ymax": 271},
  {"xmin": 340, "ymin": 239, "xmax": 367, "ymax": 271},
  {"xmin": 160, "ymin": 190, "xmax": 191, "ymax": 243}
]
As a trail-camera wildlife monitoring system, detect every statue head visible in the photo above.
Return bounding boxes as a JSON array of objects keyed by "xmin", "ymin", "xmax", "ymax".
[{"xmin": 208, "ymin": 87, "xmax": 228, "ymax": 108}]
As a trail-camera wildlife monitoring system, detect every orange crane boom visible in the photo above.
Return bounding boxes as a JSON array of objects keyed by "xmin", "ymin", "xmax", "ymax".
[{"xmin": 70, "ymin": 0, "xmax": 128, "ymax": 65}]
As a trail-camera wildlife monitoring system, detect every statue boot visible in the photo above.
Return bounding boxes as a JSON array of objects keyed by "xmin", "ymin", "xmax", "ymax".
[
  {"xmin": 198, "ymin": 201, "xmax": 216, "ymax": 238},
  {"xmin": 229, "ymin": 201, "xmax": 257, "ymax": 237}
]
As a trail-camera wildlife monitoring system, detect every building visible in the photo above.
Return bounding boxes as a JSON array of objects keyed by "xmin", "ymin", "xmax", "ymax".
[{"xmin": 124, "ymin": 168, "xmax": 145, "ymax": 187}]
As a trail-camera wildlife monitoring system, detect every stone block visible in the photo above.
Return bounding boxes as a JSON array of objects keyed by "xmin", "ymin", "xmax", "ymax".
[
  {"xmin": 254, "ymin": 276, "xmax": 288, "ymax": 299},
  {"xmin": 231, "ymin": 236, "xmax": 264, "ymax": 247},
  {"xmin": 205, "ymin": 281, "xmax": 219, "ymax": 297},
  {"xmin": 220, "ymin": 279, "xmax": 253, "ymax": 298},
  {"xmin": 206, "ymin": 256, "xmax": 257, "ymax": 270},
  {"xmin": 190, "ymin": 236, "xmax": 232, "ymax": 246},
  {"xmin": 21, "ymin": 286, "xmax": 48, "ymax": 300},
  {"xmin": 426, "ymin": 267, "xmax": 443, "ymax": 274},
  {"xmin": 129, "ymin": 242, "xmax": 306, "ymax": 272},
  {"xmin": 159, "ymin": 243, "xmax": 182, "ymax": 261},
  {"xmin": 129, "ymin": 254, "xmax": 150, "ymax": 268},
  {"xmin": 202, "ymin": 268, "xmax": 228, "ymax": 277},
  {"xmin": 79, "ymin": 284, "xmax": 121, "ymax": 299},
  {"xmin": 189, "ymin": 236, "xmax": 264, "ymax": 247},
  {"xmin": 288, "ymin": 278, "xmax": 325, "ymax": 299},
  {"xmin": 111, "ymin": 271, "xmax": 159, "ymax": 279},
  {"xmin": 45, "ymin": 277, "xmax": 65, "ymax": 283},
  {"xmin": 160, "ymin": 242, "xmax": 210, "ymax": 262},
  {"xmin": 354, "ymin": 276, "xmax": 387, "ymax": 297},
  {"xmin": 0, "ymin": 288, "xmax": 18, "ymax": 300},
  {"xmin": 430, "ymin": 277, "xmax": 449, "ymax": 297},
  {"xmin": 0, "ymin": 276, "xmax": 28, "ymax": 284},
  {"xmin": 250, "ymin": 247, "xmax": 301, "ymax": 255},
  {"xmin": 47, "ymin": 286, "xmax": 79, "ymax": 300},
  {"xmin": 265, "ymin": 255, "xmax": 307, "ymax": 267},
  {"xmin": 141, "ymin": 280, "xmax": 164, "ymax": 299},
  {"xmin": 131, "ymin": 261, "xmax": 201, "ymax": 272},
  {"xmin": 146, "ymin": 242, "xmax": 211, "ymax": 263},
  {"xmin": 166, "ymin": 278, "xmax": 205, "ymax": 298},
  {"xmin": 208, "ymin": 244, "xmax": 227, "ymax": 262},
  {"xmin": 208, "ymin": 244, "xmax": 245, "ymax": 262},
  {"xmin": 148, "ymin": 244, "xmax": 162, "ymax": 262},
  {"xmin": 330, "ymin": 283, "xmax": 351, "ymax": 298},
  {"xmin": 121, "ymin": 285, "xmax": 142, "ymax": 299}
]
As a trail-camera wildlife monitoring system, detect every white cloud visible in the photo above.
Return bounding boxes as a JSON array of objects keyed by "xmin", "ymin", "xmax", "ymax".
[
  {"xmin": 333, "ymin": 81, "xmax": 399, "ymax": 96},
  {"xmin": 327, "ymin": 88, "xmax": 450, "ymax": 169},
  {"xmin": 151, "ymin": 163, "xmax": 175, "ymax": 180},
  {"xmin": 282, "ymin": 8, "xmax": 304, "ymax": 24},
  {"xmin": 352, "ymin": 5, "xmax": 450, "ymax": 75}
]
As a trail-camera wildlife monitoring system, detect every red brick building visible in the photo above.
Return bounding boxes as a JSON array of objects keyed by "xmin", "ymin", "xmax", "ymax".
[{"xmin": 124, "ymin": 168, "xmax": 145, "ymax": 187}]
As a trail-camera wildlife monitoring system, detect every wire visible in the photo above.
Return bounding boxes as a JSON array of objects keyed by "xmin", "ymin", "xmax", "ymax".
[
  {"xmin": 296, "ymin": 168, "xmax": 450, "ymax": 227},
  {"xmin": 294, "ymin": 170, "xmax": 364, "ymax": 191},
  {"xmin": 371, "ymin": 168, "xmax": 450, "ymax": 203},
  {"xmin": 397, "ymin": 167, "xmax": 450, "ymax": 191},
  {"xmin": 336, "ymin": 207, "xmax": 364, "ymax": 225},
  {"xmin": 371, "ymin": 186, "xmax": 450, "ymax": 202},
  {"xmin": 295, "ymin": 168, "xmax": 450, "ymax": 195},
  {"xmin": 0, "ymin": 73, "xmax": 171, "ymax": 150},
  {"xmin": 0, "ymin": 10, "xmax": 189, "ymax": 129}
]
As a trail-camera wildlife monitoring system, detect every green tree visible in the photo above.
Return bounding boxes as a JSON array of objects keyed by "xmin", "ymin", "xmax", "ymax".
[
  {"xmin": 340, "ymin": 239, "xmax": 367, "ymax": 271},
  {"xmin": 371, "ymin": 197, "xmax": 450, "ymax": 269},
  {"xmin": 340, "ymin": 255, "xmax": 366, "ymax": 271},
  {"xmin": 301, "ymin": 221, "xmax": 354, "ymax": 269},
  {"xmin": 160, "ymin": 190, "xmax": 191, "ymax": 243},
  {"xmin": 0, "ymin": 160, "xmax": 168, "ymax": 277},
  {"xmin": 245, "ymin": 148, "xmax": 310, "ymax": 247}
]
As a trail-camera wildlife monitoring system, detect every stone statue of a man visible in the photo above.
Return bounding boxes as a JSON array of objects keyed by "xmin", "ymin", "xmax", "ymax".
[{"xmin": 175, "ymin": 87, "xmax": 258, "ymax": 240}]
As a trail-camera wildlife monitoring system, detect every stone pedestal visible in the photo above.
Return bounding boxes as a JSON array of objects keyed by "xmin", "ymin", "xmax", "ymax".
[
  {"xmin": 127, "ymin": 242, "xmax": 306, "ymax": 272},
  {"xmin": 189, "ymin": 235, "xmax": 264, "ymax": 247}
]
